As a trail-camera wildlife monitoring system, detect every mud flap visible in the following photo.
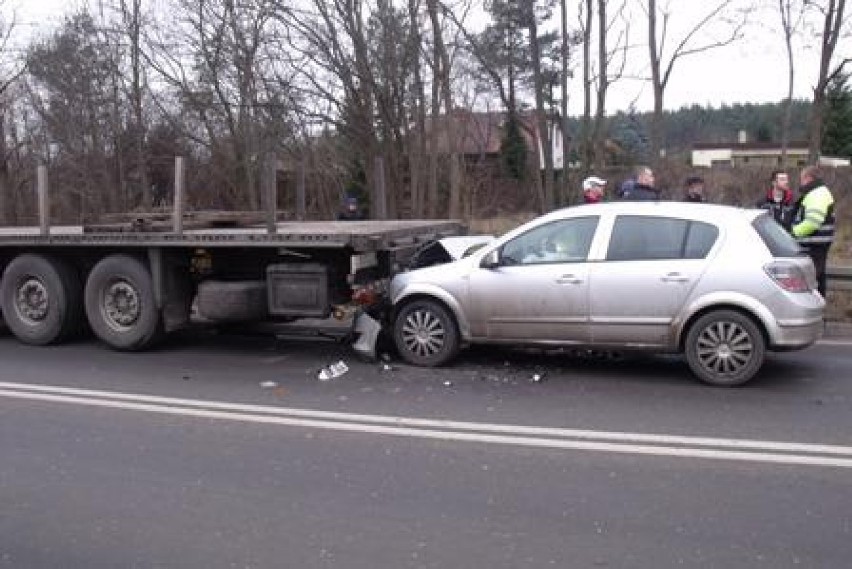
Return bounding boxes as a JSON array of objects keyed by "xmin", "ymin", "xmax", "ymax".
[{"xmin": 352, "ymin": 310, "xmax": 382, "ymax": 361}]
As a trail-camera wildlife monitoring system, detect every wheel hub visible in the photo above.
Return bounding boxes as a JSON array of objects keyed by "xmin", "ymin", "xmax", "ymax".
[
  {"xmin": 15, "ymin": 278, "xmax": 49, "ymax": 323},
  {"xmin": 697, "ymin": 321, "xmax": 752, "ymax": 375},
  {"xmin": 402, "ymin": 309, "xmax": 445, "ymax": 357},
  {"xmin": 104, "ymin": 281, "xmax": 141, "ymax": 328}
]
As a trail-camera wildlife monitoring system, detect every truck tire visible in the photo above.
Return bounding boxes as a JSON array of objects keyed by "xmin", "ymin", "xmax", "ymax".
[
  {"xmin": 0, "ymin": 254, "xmax": 83, "ymax": 345},
  {"xmin": 196, "ymin": 280, "xmax": 268, "ymax": 322},
  {"xmin": 684, "ymin": 309, "xmax": 765, "ymax": 387},
  {"xmin": 393, "ymin": 298, "xmax": 460, "ymax": 367},
  {"xmin": 85, "ymin": 255, "xmax": 162, "ymax": 351}
]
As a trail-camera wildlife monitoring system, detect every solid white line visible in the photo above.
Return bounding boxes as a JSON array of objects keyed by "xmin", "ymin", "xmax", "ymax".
[
  {"xmin": 1, "ymin": 386, "xmax": 852, "ymax": 469},
  {"xmin": 1, "ymin": 380, "xmax": 850, "ymax": 456}
]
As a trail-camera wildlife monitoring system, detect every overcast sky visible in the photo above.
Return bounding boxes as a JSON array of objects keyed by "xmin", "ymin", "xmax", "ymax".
[{"xmin": 6, "ymin": 0, "xmax": 845, "ymax": 114}]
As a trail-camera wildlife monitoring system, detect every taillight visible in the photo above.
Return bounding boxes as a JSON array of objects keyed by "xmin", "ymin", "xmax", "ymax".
[
  {"xmin": 764, "ymin": 262, "xmax": 811, "ymax": 293},
  {"xmin": 352, "ymin": 285, "xmax": 379, "ymax": 306}
]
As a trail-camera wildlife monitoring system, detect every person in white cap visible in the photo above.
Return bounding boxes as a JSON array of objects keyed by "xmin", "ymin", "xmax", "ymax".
[{"xmin": 582, "ymin": 176, "xmax": 607, "ymax": 203}]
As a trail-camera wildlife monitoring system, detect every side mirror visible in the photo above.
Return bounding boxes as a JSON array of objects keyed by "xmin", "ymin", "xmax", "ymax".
[{"xmin": 480, "ymin": 249, "xmax": 501, "ymax": 269}]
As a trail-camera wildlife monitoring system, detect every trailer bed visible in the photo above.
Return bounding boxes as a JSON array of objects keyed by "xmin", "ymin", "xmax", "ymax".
[{"xmin": 0, "ymin": 219, "xmax": 465, "ymax": 251}]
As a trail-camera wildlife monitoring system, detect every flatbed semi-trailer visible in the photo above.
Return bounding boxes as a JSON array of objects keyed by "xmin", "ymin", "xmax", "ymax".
[{"xmin": 0, "ymin": 217, "xmax": 465, "ymax": 351}]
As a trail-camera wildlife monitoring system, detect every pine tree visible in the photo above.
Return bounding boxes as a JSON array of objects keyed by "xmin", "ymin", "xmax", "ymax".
[{"xmin": 822, "ymin": 74, "xmax": 852, "ymax": 159}]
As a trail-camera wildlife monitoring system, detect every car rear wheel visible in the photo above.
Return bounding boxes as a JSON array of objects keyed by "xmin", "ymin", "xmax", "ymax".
[
  {"xmin": 685, "ymin": 310, "xmax": 765, "ymax": 387},
  {"xmin": 393, "ymin": 299, "xmax": 459, "ymax": 366}
]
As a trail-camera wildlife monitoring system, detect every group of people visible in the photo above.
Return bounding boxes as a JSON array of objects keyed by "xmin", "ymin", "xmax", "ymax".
[{"xmin": 581, "ymin": 164, "xmax": 837, "ymax": 297}]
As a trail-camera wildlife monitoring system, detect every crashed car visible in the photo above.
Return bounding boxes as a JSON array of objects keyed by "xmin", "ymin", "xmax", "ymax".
[{"xmin": 384, "ymin": 201, "xmax": 825, "ymax": 386}]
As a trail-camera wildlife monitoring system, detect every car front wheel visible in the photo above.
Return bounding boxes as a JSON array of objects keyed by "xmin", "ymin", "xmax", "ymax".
[
  {"xmin": 685, "ymin": 310, "xmax": 765, "ymax": 387},
  {"xmin": 393, "ymin": 299, "xmax": 459, "ymax": 366}
]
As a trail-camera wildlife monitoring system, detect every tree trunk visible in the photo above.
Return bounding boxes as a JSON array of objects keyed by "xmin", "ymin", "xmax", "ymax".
[
  {"xmin": 648, "ymin": 0, "xmax": 662, "ymax": 163},
  {"xmin": 529, "ymin": 2, "xmax": 554, "ymax": 211},
  {"xmin": 0, "ymin": 115, "xmax": 9, "ymax": 225},
  {"xmin": 427, "ymin": 0, "xmax": 461, "ymax": 219},
  {"xmin": 581, "ymin": 0, "xmax": 593, "ymax": 170},
  {"xmin": 560, "ymin": 0, "xmax": 572, "ymax": 204},
  {"xmin": 591, "ymin": 0, "xmax": 608, "ymax": 170}
]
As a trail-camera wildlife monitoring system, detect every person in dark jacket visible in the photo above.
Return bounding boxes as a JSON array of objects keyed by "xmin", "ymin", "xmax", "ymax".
[
  {"xmin": 620, "ymin": 165, "xmax": 659, "ymax": 200},
  {"xmin": 337, "ymin": 195, "xmax": 366, "ymax": 220},
  {"xmin": 683, "ymin": 175, "xmax": 705, "ymax": 202},
  {"xmin": 757, "ymin": 170, "xmax": 794, "ymax": 229}
]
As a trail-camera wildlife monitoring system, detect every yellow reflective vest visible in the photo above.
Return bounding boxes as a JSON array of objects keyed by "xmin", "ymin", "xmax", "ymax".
[{"xmin": 792, "ymin": 184, "xmax": 835, "ymax": 245}]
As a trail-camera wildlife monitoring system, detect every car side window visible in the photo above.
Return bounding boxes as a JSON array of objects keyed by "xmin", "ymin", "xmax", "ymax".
[
  {"xmin": 502, "ymin": 216, "xmax": 599, "ymax": 266},
  {"xmin": 606, "ymin": 216, "xmax": 718, "ymax": 261}
]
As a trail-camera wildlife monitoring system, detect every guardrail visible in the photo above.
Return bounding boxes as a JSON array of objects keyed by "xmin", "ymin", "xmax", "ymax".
[{"xmin": 827, "ymin": 266, "xmax": 852, "ymax": 291}]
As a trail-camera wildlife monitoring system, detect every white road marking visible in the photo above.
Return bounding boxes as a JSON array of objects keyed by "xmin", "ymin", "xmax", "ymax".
[{"xmin": 2, "ymin": 381, "xmax": 852, "ymax": 469}]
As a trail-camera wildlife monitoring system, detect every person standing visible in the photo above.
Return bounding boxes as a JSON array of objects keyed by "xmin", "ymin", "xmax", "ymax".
[
  {"xmin": 337, "ymin": 194, "xmax": 366, "ymax": 220},
  {"xmin": 791, "ymin": 165, "xmax": 835, "ymax": 297},
  {"xmin": 620, "ymin": 165, "xmax": 659, "ymax": 200},
  {"xmin": 582, "ymin": 176, "xmax": 607, "ymax": 203},
  {"xmin": 683, "ymin": 176, "xmax": 705, "ymax": 202},
  {"xmin": 757, "ymin": 170, "xmax": 794, "ymax": 229}
]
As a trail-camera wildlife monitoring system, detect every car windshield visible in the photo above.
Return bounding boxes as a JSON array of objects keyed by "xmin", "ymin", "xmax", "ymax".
[{"xmin": 752, "ymin": 213, "xmax": 803, "ymax": 258}]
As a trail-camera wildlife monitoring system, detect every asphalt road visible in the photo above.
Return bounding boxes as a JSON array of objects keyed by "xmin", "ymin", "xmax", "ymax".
[{"xmin": 1, "ymin": 331, "xmax": 851, "ymax": 568}]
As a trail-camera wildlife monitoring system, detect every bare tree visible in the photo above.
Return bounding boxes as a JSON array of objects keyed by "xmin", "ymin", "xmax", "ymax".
[
  {"xmin": 642, "ymin": 0, "xmax": 746, "ymax": 162},
  {"xmin": 776, "ymin": 0, "xmax": 807, "ymax": 160},
  {"xmin": 118, "ymin": 0, "xmax": 150, "ymax": 209},
  {"xmin": 526, "ymin": 0, "xmax": 556, "ymax": 210},
  {"xmin": 147, "ymin": 0, "xmax": 290, "ymax": 210},
  {"xmin": 0, "ymin": 3, "xmax": 25, "ymax": 224},
  {"xmin": 577, "ymin": 0, "xmax": 628, "ymax": 172},
  {"xmin": 806, "ymin": 0, "xmax": 850, "ymax": 161},
  {"xmin": 427, "ymin": 0, "xmax": 462, "ymax": 219}
]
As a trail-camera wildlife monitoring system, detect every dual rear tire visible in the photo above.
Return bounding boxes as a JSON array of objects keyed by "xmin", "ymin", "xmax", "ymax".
[{"xmin": 1, "ymin": 254, "xmax": 161, "ymax": 350}]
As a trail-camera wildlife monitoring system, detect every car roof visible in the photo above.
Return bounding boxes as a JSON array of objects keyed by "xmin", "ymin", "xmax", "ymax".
[{"xmin": 545, "ymin": 201, "xmax": 762, "ymax": 223}]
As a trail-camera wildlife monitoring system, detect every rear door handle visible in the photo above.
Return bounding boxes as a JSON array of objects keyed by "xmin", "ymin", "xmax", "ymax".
[
  {"xmin": 661, "ymin": 272, "xmax": 689, "ymax": 283},
  {"xmin": 556, "ymin": 275, "xmax": 583, "ymax": 285}
]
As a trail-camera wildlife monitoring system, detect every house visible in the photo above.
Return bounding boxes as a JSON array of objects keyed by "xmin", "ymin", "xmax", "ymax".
[
  {"xmin": 691, "ymin": 131, "xmax": 850, "ymax": 168},
  {"xmin": 422, "ymin": 110, "xmax": 565, "ymax": 171}
]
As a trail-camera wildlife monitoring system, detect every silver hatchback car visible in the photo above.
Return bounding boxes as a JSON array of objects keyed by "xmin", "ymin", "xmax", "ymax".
[{"xmin": 389, "ymin": 201, "xmax": 825, "ymax": 386}]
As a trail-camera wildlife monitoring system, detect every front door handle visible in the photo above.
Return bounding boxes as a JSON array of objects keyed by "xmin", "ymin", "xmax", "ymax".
[{"xmin": 661, "ymin": 272, "xmax": 689, "ymax": 283}]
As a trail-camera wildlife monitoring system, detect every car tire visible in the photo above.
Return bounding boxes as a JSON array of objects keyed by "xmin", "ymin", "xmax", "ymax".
[
  {"xmin": 393, "ymin": 298, "xmax": 459, "ymax": 367},
  {"xmin": 0, "ymin": 254, "xmax": 83, "ymax": 345},
  {"xmin": 685, "ymin": 310, "xmax": 765, "ymax": 387},
  {"xmin": 85, "ymin": 255, "xmax": 162, "ymax": 351}
]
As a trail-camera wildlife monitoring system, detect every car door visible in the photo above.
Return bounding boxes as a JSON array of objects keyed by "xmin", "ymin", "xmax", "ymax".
[
  {"xmin": 467, "ymin": 216, "xmax": 599, "ymax": 342},
  {"xmin": 588, "ymin": 215, "xmax": 718, "ymax": 346}
]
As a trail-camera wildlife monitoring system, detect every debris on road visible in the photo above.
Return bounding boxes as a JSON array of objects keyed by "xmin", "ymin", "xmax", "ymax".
[
  {"xmin": 318, "ymin": 360, "xmax": 349, "ymax": 381},
  {"xmin": 442, "ymin": 380, "xmax": 453, "ymax": 388},
  {"xmin": 260, "ymin": 380, "xmax": 279, "ymax": 389}
]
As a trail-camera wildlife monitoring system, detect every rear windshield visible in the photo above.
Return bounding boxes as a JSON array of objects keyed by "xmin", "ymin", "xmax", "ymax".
[{"xmin": 752, "ymin": 213, "xmax": 802, "ymax": 257}]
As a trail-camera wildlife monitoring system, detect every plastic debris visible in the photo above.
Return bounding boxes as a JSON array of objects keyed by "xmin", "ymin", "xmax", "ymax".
[
  {"xmin": 531, "ymin": 372, "xmax": 545, "ymax": 383},
  {"xmin": 380, "ymin": 363, "xmax": 394, "ymax": 372},
  {"xmin": 260, "ymin": 380, "xmax": 278, "ymax": 389},
  {"xmin": 318, "ymin": 360, "xmax": 349, "ymax": 381},
  {"xmin": 442, "ymin": 380, "xmax": 453, "ymax": 387}
]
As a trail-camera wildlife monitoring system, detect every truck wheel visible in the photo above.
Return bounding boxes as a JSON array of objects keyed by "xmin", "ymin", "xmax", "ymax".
[
  {"xmin": 0, "ymin": 254, "xmax": 82, "ymax": 345},
  {"xmin": 393, "ymin": 299, "xmax": 459, "ymax": 367},
  {"xmin": 685, "ymin": 310, "xmax": 765, "ymax": 387},
  {"xmin": 85, "ymin": 255, "xmax": 162, "ymax": 351}
]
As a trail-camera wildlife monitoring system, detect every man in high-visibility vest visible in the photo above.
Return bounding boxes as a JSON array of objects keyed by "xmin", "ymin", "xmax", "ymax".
[{"xmin": 791, "ymin": 165, "xmax": 836, "ymax": 297}]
